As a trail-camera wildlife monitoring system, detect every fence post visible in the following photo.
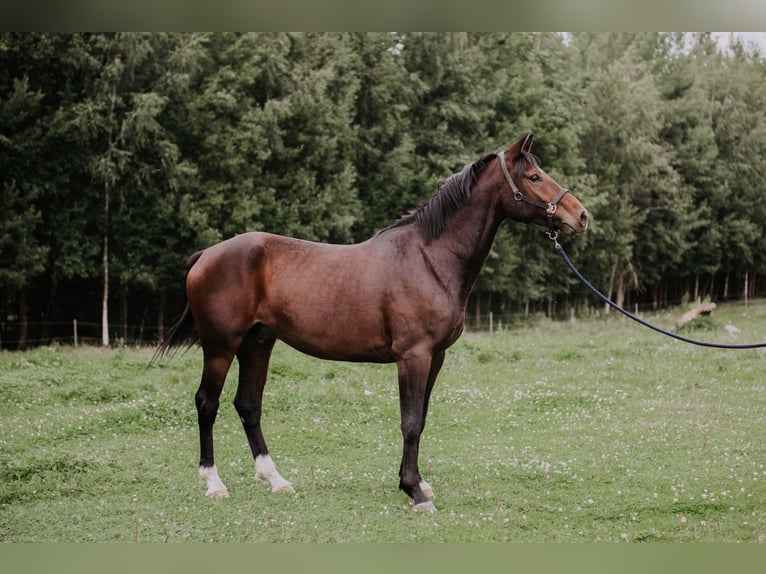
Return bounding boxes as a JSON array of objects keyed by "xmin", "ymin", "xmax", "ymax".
[
  {"xmin": 489, "ymin": 311, "xmax": 493, "ymax": 335},
  {"xmin": 73, "ymin": 319, "xmax": 78, "ymax": 347}
]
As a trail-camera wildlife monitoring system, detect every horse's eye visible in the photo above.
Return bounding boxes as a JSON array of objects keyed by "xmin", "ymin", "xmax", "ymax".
[{"xmin": 529, "ymin": 174, "xmax": 541, "ymax": 182}]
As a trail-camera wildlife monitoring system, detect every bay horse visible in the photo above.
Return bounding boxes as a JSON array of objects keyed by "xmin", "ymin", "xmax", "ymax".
[{"xmin": 157, "ymin": 133, "xmax": 588, "ymax": 512}]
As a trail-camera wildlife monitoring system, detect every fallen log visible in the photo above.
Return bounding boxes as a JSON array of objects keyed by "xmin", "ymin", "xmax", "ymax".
[{"xmin": 677, "ymin": 302, "xmax": 716, "ymax": 328}]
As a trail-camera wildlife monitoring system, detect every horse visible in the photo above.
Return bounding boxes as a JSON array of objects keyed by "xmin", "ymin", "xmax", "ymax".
[{"xmin": 157, "ymin": 133, "xmax": 589, "ymax": 512}]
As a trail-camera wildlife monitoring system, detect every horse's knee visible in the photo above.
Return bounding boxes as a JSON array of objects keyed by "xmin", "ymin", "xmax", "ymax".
[
  {"xmin": 234, "ymin": 397, "xmax": 261, "ymax": 425},
  {"xmin": 233, "ymin": 392, "xmax": 257, "ymax": 414},
  {"xmin": 400, "ymin": 417, "xmax": 422, "ymax": 445}
]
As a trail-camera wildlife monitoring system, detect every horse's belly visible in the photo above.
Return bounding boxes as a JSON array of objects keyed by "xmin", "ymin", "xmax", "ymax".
[
  {"xmin": 279, "ymin": 334, "xmax": 395, "ymax": 363},
  {"xmin": 271, "ymin": 316, "xmax": 395, "ymax": 362},
  {"xmin": 257, "ymin": 293, "xmax": 395, "ymax": 362}
]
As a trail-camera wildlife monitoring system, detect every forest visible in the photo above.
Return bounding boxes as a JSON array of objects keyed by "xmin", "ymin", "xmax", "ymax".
[{"xmin": 2, "ymin": 32, "xmax": 766, "ymax": 349}]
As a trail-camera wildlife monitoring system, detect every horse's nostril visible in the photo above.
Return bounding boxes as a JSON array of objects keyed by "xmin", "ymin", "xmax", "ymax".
[{"xmin": 580, "ymin": 210, "xmax": 589, "ymax": 229}]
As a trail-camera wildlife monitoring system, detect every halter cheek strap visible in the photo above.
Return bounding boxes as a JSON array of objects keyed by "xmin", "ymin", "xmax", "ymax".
[{"xmin": 496, "ymin": 151, "xmax": 570, "ymax": 237}]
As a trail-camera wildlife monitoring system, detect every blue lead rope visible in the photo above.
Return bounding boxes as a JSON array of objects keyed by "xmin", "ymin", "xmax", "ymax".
[{"xmin": 554, "ymin": 240, "xmax": 766, "ymax": 349}]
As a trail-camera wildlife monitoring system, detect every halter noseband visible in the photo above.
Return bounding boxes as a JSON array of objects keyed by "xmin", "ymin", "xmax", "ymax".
[{"xmin": 496, "ymin": 151, "xmax": 570, "ymax": 239}]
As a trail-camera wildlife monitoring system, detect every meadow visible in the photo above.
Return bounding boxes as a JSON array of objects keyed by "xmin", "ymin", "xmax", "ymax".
[{"xmin": 1, "ymin": 301, "xmax": 765, "ymax": 543}]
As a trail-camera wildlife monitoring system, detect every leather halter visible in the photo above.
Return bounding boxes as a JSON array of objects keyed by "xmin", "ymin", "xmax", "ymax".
[{"xmin": 496, "ymin": 151, "xmax": 570, "ymax": 238}]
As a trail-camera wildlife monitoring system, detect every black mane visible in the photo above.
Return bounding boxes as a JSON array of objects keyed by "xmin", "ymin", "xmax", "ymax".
[{"xmin": 383, "ymin": 152, "xmax": 497, "ymax": 244}]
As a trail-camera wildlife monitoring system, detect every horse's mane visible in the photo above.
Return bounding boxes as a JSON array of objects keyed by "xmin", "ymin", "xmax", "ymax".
[{"xmin": 381, "ymin": 151, "xmax": 499, "ymax": 244}]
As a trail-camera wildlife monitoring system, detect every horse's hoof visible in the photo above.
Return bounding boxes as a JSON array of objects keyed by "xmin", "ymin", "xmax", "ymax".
[
  {"xmin": 272, "ymin": 482, "xmax": 295, "ymax": 494},
  {"xmin": 206, "ymin": 488, "xmax": 230, "ymax": 498},
  {"xmin": 412, "ymin": 500, "xmax": 437, "ymax": 513},
  {"xmin": 419, "ymin": 480, "xmax": 434, "ymax": 499}
]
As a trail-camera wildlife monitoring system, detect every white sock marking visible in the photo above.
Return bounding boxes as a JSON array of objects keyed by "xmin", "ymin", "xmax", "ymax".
[
  {"xmin": 199, "ymin": 465, "xmax": 229, "ymax": 498},
  {"xmin": 255, "ymin": 454, "xmax": 294, "ymax": 493}
]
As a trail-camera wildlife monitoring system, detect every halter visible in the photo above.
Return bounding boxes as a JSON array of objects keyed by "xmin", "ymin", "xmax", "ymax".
[{"xmin": 496, "ymin": 151, "xmax": 570, "ymax": 240}]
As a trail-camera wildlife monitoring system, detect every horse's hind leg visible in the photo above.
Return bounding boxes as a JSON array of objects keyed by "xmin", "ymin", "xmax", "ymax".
[
  {"xmin": 234, "ymin": 328, "xmax": 294, "ymax": 494},
  {"xmin": 197, "ymin": 351, "xmax": 235, "ymax": 498}
]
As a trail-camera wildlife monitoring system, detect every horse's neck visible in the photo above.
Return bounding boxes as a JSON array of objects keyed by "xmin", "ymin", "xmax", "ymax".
[{"xmin": 427, "ymin": 183, "xmax": 506, "ymax": 302}]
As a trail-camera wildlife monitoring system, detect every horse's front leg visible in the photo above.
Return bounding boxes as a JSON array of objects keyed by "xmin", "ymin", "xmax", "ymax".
[
  {"xmin": 416, "ymin": 349, "xmax": 445, "ymax": 501},
  {"xmin": 397, "ymin": 354, "xmax": 437, "ymax": 512}
]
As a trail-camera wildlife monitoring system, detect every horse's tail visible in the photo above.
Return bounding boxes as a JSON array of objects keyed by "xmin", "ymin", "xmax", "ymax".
[{"xmin": 153, "ymin": 250, "xmax": 204, "ymax": 361}]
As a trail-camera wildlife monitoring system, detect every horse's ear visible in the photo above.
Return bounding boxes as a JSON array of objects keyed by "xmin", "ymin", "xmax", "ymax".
[
  {"xmin": 507, "ymin": 132, "xmax": 534, "ymax": 158},
  {"xmin": 521, "ymin": 132, "xmax": 534, "ymax": 153}
]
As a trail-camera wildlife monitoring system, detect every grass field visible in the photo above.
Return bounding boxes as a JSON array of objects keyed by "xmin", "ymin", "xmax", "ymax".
[{"xmin": 1, "ymin": 300, "xmax": 765, "ymax": 542}]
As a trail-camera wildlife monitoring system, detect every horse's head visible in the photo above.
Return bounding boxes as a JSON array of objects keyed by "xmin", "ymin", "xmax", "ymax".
[{"xmin": 497, "ymin": 133, "xmax": 588, "ymax": 237}]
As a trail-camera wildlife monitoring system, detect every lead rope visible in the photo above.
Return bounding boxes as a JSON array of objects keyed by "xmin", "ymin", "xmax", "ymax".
[{"xmin": 553, "ymin": 239, "xmax": 766, "ymax": 349}]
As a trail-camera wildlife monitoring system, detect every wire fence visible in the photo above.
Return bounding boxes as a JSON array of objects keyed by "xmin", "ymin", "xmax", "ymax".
[
  {"xmin": 2, "ymin": 313, "xmax": 533, "ymax": 349},
  {"xmin": 0, "ymin": 319, "xmax": 166, "ymax": 349},
  {"xmin": 0, "ymin": 307, "xmax": 603, "ymax": 349},
  {"xmin": 3, "ymin": 296, "xmax": 759, "ymax": 350}
]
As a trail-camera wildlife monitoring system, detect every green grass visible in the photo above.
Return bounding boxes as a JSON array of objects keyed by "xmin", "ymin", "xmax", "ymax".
[{"xmin": 1, "ymin": 300, "xmax": 766, "ymax": 542}]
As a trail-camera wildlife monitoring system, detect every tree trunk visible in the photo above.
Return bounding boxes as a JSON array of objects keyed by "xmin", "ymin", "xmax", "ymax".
[
  {"xmin": 615, "ymin": 269, "xmax": 625, "ymax": 310},
  {"xmin": 157, "ymin": 290, "xmax": 166, "ymax": 342},
  {"xmin": 743, "ymin": 271, "xmax": 749, "ymax": 306},
  {"xmin": 102, "ymin": 206, "xmax": 110, "ymax": 347},
  {"xmin": 101, "ymin": 84, "xmax": 117, "ymax": 347},
  {"xmin": 752, "ymin": 273, "xmax": 758, "ymax": 300},
  {"xmin": 606, "ymin": 261, "xmax": 618, "ymax": 315},
  {"xmin": 693, "ymin": 274, "xmax": 700, "ymax": 302},
  {"xmin": 121, "ymin": 284, "xmax": 129, "ymax": 342},
  {"xmin": 17, "ymin": 289, "xmax": 28, "ymax": 350}
]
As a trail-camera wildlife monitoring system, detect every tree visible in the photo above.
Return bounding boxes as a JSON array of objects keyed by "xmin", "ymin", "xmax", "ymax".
[
  {"xmin": 348, "ymin": 32, "xmax": 422, "ymax": 238},
  {"xmin": 708, "ymin": 37, "xmax": 766, "ymax": 300},
  {"xmin": 0, "ymin": 36, "xmax": 54, "ymax": 348},
  {"xmin": 54, "ymin": 33, "xmax": 200, "ymax": 345},
  {"xmin": 575, "ymin": 33, "xmax": 691, "ymax": 311},
  {"xmin": 4, "ymin": 32, "xmax": 766, "ymax": 348},
  {"xmin": 472, "ymin": 33, "xmax": 588, "ymax": 315},
  {"xmin": 178, "ymin": 33, "xmax": 364, "ymax": 247}
]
